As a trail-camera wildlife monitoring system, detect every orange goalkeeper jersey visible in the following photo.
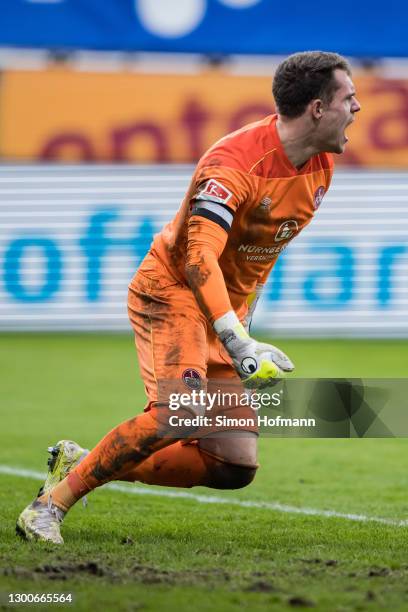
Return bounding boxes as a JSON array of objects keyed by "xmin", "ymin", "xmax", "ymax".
[{"xmin": 142, "ymin": 113, "xmax": 334, "ymax": 322}]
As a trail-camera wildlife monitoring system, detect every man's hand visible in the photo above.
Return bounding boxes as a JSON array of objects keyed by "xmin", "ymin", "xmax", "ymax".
[{"xmin": 214, "ymin": 311, "xmax": 294, "ymax": 389}]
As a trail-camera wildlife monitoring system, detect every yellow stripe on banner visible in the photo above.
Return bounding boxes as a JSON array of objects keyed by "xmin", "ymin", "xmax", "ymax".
[{"xmin": 0, "ymin": 69, "xmax": 407, "ymax": 167}]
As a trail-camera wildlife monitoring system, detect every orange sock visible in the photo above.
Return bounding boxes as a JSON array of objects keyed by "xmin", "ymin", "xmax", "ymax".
[
  {"xmin": 41, "ymin": 406, "xmax": 178, "ymax": 511},
  {"xmin": 42, "ymin": 441, "xmax": 211, "ymax": 511}
]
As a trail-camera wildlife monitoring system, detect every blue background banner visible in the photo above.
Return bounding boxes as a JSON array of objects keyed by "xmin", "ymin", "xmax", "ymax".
[
  {"xmin": 1, "ymin": 0, "xmax": 407, "ymax": 58},
  {"xmin": 1, "ymin": 165, "xmax": 407, "ymax": 336}
]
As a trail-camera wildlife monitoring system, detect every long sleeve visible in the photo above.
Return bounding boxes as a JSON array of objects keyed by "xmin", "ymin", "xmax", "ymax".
[{"xmin": 185, "ymin": 215, "xmax": 232, "ymax": 323}]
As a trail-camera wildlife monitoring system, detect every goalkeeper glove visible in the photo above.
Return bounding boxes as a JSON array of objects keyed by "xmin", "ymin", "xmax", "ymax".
[{"xmin": 214, "ymin": 310, "xmax": 294, "ymax": 389}]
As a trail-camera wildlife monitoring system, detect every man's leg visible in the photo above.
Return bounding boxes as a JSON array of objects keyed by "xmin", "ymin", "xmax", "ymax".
[
  {"xmin": 39, "ymin": 405, "xmax": 185, "ymax": 511},
  {"xmin": 17, "ymin": 403, "xmax": 190, "ymax": 543},
  {"xmin": 37, "ymin": 272, "xmax": 210, "ymax": 510},
  {"xmin": 116, "ymin": 329, "xmax": 259, "ymax": 491},
  {"xmin": 122, "ymin": 435, "xmax": 258, "ymax": 490},
  {"xmin": 17, "ymin": 265, "xmax": 257, "ymax": 542},
  {"xmin": 17, "ymin": 267, "xmax": 211, "ymax": 541},
  {"xmin": 37, "ymin": 302, "xmax": 257, "ymax": 508}
]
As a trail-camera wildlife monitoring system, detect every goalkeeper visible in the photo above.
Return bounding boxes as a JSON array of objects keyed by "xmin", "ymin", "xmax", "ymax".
[{"xmin": 17, "ymin": 50, "xmax": 360, "ymax": 543}]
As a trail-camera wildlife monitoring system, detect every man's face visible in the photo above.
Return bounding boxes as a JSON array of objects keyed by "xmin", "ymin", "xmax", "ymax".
[{"xmin": 317, "ymin": 69, "xmax": 361, "ymax": 153}]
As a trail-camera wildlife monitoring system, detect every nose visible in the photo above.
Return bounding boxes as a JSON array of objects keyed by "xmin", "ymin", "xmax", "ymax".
[{"xmin": 352, "ymin": 97, "xmax": 361, "ymax": 113}]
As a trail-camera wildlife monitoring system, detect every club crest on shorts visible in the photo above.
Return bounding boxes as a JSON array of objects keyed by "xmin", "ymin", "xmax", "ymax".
[
  {"xmin": 274, "ymin": 220, "xmax": 298, "ymax": 242},
  {"xmin": 182, "ymin": 368, "xmax": 202, "ymax": 390},
  {"xmin": 313, "ymin": 186, "xmax": 326, "ymax": 210}
]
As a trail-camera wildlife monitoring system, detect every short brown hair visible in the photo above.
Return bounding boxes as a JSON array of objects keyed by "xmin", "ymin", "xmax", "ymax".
[{"xmin": 272, "ymin": 51, "xmax": 351, "ymax": 118}]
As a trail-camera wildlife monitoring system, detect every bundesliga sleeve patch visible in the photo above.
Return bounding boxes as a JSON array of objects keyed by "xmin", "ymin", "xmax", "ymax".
[
  {"xmin": 196, "ymin": 179, "xmax": 233, "ymax": 204},
  {"xmin": 191, "ymin": 179, "xmax": 235, "ymax": 232}
]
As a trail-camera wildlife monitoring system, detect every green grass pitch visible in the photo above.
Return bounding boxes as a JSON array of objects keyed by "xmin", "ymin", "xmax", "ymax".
[{"xmin": 1, "ymin": 334, "xmax": 408, "ymax": 611}]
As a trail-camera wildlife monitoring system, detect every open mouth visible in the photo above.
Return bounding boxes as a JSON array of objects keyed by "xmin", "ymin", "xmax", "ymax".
[{"xmin": 343, "ymin": 119, "xmax": 354, "ymax": 142}]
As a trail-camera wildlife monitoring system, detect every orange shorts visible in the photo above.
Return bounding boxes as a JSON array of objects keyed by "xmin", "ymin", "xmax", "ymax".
[{"xmin": 127, "ymin": 253, "xmax": 257, "ymax": 436}]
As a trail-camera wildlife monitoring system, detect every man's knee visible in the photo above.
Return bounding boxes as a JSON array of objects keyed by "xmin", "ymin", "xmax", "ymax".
[
  {"xmin": 198, "ymin": 432, "xmax": 258, "ymax": 467},
  {"xmin": 201, "ymin": 454, "xmax": 258, "ymax": 490}
]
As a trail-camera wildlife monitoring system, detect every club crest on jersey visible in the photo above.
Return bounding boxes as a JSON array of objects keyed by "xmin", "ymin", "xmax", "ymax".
[
  {"xmin": 197, "ymin": 179, "xmax": 232, "ymax": 204},
  {"xmin": 313, "ymin": 186, "xmax": 326, "ymax": 210},
  {"xmin": 274, "ymin": 220, "xmax": 298, "ymax": 242},
  {"xmin": 182, "ymin": 368, "xmax": 202, "ymax": 391}
]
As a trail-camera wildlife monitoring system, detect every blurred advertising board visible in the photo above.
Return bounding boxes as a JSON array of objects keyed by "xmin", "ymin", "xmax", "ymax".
[
  {"xmin": 0, "ymin": 69, "xmax": 407, "ymax": 168},
  {"xmin": 1, "ymin": 0, "xmax": 407, "ymax": 57},
  {"xmin": 0, "ymin": 166, "xmax": 407, "ymax": 336}
]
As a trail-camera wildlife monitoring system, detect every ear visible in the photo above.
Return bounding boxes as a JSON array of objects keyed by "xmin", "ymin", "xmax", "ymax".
[{"xmin": 310, "ymin": 98, "xmax": 324, "ymax": 120}]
